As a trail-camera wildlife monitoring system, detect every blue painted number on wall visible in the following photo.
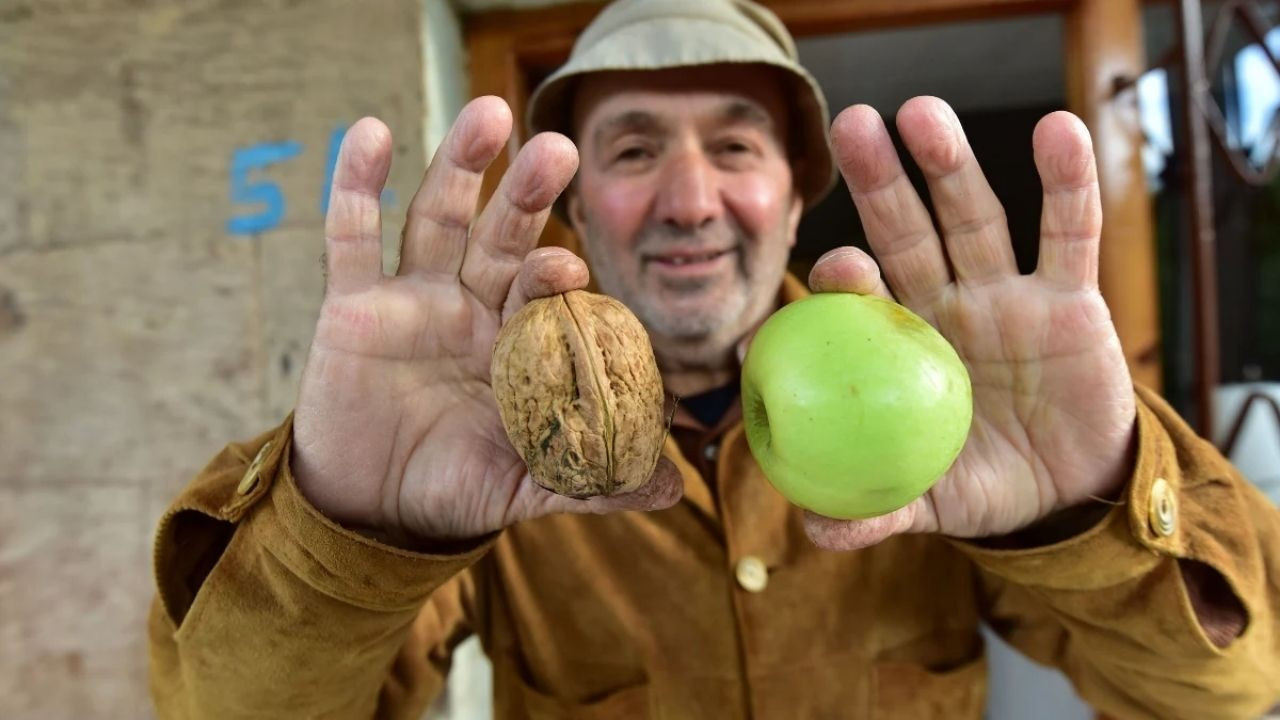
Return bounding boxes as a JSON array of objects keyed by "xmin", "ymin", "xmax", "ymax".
[
  {"xmin": 226, "ymin": 141, "xmax": 303, "ymax": 235},
  {"xmin": 228, "ymin": 125, "xmax": 396, "ymax": 237}
]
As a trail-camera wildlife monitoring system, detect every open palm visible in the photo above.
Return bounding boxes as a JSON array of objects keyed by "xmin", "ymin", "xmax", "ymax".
[
  {"xmin": 291, "ymin": 98, "xmax": 680, "ymax": 544},
  {"xmin": 804, "ymin": 97, "xmax": 1136, "ymax": 549}
]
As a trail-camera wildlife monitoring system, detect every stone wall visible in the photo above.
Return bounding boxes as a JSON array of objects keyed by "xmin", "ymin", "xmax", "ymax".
[{"xmin": 0, "ymin": 1, "xmax": 427, "ymax": 715}]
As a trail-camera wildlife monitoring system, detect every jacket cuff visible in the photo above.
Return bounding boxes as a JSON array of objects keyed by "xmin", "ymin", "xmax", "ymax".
[
  {"xmin": 155, "ymin": 416, "xmax": 496, "ymax": 619},
  {"xmin": 259, "ymin": 422, "xmax": 496, "ymax": 610},
  {"xmin": 948, "ymin": 388, "xmax": 1182, "ymax": 591}
]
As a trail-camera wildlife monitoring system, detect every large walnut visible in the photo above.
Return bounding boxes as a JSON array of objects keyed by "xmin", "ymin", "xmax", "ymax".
[{"xmin": 491, "ymin": 290, "xmax": 665, "ymax": 498}]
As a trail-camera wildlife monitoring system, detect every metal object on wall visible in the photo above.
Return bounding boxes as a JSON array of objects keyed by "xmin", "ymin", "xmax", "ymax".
[
  {"xmin": 1176, "ymin": 0, "xmax": 1222, "ymax": 434},
  {"xmin": 1117, "ymin": 0, "xmax": 1280, "ymax": 434},
  {"xmin": 1201, "ymin": 0, "xmax": 1280, "ymax": 185},
  {"xmin": 1220, "ymin": 389, "xmax": 1280, "ymax": 453},
  {"xmin": 1216, "ymin": 383, "xmax": 1280, "ymax": 504}
]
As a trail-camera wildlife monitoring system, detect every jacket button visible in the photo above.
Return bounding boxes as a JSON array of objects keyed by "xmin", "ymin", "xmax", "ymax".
[
  {"xmin": 237, "ymin": 440, "xmax": 273, "ymax": 496},
  {"xmin": 703, "ymin": 442, "xmax": 719, "ymax": 462},
  {"xmin": 1149, "ymin": 477, "xmax": 1177, "ymax": 537},
  {"xmin": 735, "ymin": 555, "xmax": 768, "ymax": 593}
]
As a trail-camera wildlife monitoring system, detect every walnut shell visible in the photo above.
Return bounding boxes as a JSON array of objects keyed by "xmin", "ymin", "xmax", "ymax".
[{"xmin": 491, "ymin": 290, "xmax": 665, "ymax": 498}]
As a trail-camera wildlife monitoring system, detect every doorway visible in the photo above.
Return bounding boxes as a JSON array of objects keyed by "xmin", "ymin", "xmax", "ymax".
[
  {"xmin": 465, "ymin": 0, "xmax": 1160, "ymax": 388},
  {"xmin": 791, "ymin": 14, "xmax": 1068, "ymax": 280}
]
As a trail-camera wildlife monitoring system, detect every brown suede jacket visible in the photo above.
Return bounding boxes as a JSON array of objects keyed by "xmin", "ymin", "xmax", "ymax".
[{"xmin": 149, "ymin": 283, "xmax": 1280, "ymax": 719}]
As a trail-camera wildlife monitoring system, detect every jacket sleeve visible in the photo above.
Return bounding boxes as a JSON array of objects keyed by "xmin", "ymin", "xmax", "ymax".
[
  {"xmin": 147, "ymin": 416, "xmax": 494, "ymax": 719},
  {"xmin": 954, "ymin": 386, "xmax": 1280, "ymax": 720}
]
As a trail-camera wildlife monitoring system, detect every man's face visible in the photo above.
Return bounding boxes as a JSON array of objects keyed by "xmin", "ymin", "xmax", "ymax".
[{"xmin": 567, "ymin": 66, "xmax": 803, "ymax": 353}]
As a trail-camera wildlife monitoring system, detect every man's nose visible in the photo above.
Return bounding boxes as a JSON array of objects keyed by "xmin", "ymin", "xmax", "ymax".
[{"xmin": 654, "ymin": 149, "xmax": 721, "ymax": 229}]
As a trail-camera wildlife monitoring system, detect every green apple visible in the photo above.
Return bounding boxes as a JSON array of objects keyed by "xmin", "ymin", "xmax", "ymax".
[{"xmin": 741, "ymin": 293, "xmax": 972, "ymax": 519}]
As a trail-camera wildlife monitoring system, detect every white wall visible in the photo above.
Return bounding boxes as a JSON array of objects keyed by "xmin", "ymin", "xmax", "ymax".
[{"xmin": 423, "ymin": 0, "xmax": 470, "ymax": 159}]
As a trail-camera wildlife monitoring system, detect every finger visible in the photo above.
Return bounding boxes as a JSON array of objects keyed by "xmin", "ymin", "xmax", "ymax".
[
  {"xmin": 803, "ymin": 495, "xmax": 936, "ymax": 551},
  {"xmin": 895, "ymin": 97, "xmax": 1019, "ymax": 283},
  {"xmin": 739, "ymin": 247, "xmax": 896, "ymax": 365},
  {"xmin": 1031, "ymin": 112, "xmax": 1102, "ymax": 290},
  {"xmin": 502, "ymin": 247, "xmax": 591, "ymax": 323},
  {"xmin": 397, "ymin": 96, "xmax": 512, "ymax": 278},
  {"xmin": 831, "ymin": 105, "xmax": 952, "ymax": 307},
  {"xmin": 538, "ymin": 457, "xmax": 685, "ymax": 516},
  {"xmin": 323, "ymin": 117, "xmax": 392, "ymax": 295},
  {"xmin": 807, "ymin": 246, "xmax": 895, "ymax": 300},
  {"xmin": 463, "ymin": 132, "xmax": 580, "ymax": 310}
]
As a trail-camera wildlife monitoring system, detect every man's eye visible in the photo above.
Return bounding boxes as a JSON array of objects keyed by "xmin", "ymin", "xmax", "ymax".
[
  {"xmin": 616, "ymin": 146, "xmax": 652, "ymax": 162},
  {"xmin": 722, "ymin": 141, "xmax": 752, "ymax": 154}
]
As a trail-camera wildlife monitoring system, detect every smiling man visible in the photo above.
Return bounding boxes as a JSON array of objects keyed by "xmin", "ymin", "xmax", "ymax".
[
  {"xmin": 566, "ymin": 66, "xmax": 803, "ymax": 397},
  {"xmin": 148, "ymin": 0, "xmax": 1280, "ymax": 718}
]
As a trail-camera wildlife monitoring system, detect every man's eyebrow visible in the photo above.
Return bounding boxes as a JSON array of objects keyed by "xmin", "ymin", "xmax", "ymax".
[
  {"xmin": 592, "ymin": 110, "xmax": 664, "ymax": 147},
  {"xmin": 718, "ymin": 100, "xmax": 774, "ymax": 130}
]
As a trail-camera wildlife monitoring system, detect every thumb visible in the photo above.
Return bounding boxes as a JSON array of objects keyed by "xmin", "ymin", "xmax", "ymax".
[
  {"xmin": 808, "ymin": 246, "xmax": 895, "ymax": 300},
  {"xmin": 803, "ymin": 495, "xmax": 937, "ymax": 551},
  {"xmin": 741, "ymin": 246, "xmax": 897, "ymax": 365},
  {"xmin": 530, "ymin": 456, "xmax": 685, "ymax": 517},
  {"xmin": 502, "ymin": 247, "xmax": 591, "ymax": 323}
]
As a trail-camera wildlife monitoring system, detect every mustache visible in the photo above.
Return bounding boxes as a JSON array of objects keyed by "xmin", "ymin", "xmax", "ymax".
[{"xmin": 634, "ymin": 221, "xmax": 747, "ymax": 255}]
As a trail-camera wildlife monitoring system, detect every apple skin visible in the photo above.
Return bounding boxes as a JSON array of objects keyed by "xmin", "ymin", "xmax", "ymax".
[{"xmin": 741, "ymin": 293, "xmax": 972, "ymax": 519}]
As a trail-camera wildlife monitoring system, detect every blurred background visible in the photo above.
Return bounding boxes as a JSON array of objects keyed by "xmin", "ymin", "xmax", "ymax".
[{"xmin": 2, "ymin": 0, "xmax": 1279, "ymax": 718}]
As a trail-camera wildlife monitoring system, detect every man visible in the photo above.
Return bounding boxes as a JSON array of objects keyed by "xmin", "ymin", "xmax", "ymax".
[{"xmin": 148, "ymin": 0, "xmax": 1280, "ymax": 717}]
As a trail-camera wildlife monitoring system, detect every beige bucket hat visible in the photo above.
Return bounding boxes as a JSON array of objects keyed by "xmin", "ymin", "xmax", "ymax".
[{"xmin": 526, "ymin": 0, "xmax": 837, "ymax": 212}]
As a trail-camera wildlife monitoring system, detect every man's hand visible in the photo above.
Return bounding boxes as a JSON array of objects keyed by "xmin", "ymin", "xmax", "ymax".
[
  {"xmin": 803, "ymin": 97, "xmax": 1136, "ymax": 550},
  {"xmin": 290, "ymin": 97, "xmax": 681, "ymax": 544}
]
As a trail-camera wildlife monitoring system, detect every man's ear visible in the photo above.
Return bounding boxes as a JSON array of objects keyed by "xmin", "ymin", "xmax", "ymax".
[{"xmin": 566, "ymin": 184, "xmax": 589, "ymax": 238}]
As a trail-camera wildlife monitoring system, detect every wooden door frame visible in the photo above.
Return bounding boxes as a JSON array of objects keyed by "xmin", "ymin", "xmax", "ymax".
[{"xmin": 463, "ymin": 0, "xmax": 1160, "ymax": 389}]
